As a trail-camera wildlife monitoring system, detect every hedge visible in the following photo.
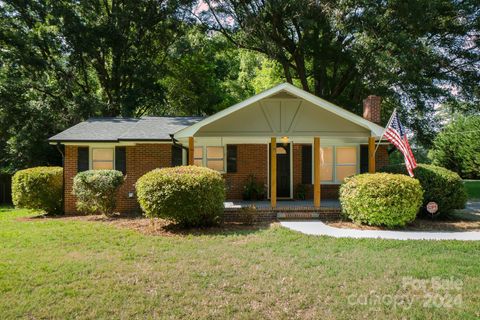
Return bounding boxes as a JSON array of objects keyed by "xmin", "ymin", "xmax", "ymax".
[
  {"xmin": 340, "ymin": 173, "xmax": 423, "ymax": 228},
  {"xmin": 12, "ymin": 166, "xmax": 63, "ymax": 214},
  {"xmin": 381, "ymin": 164, "xmax": 467, "ymax": 216},
  {"xmin": 72, "ymin": 170, "xmax": 124, "ymax": 216},
  {"xmin": 136, "ymin": 166, "xmax": 225, "ymax": 227}
]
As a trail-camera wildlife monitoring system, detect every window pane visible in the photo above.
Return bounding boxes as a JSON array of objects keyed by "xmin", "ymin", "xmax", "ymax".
[
  {"xmin": 93, "ymin": 148, "xmax": 113, "ymax": 161},
  {"xmin": 336, "ymin": 147, "xmax": 356, "ymax": 164},
  {"xmin": 320, "ymin": 147, "xmax": 333, "ymax": 164},
  {"xmin": 207, "ymin": 146, "xmax": 224, "ymax": 159},
  {"xmin": 321, "ymin": 164, "xmax": 333, "ymax": 181},
  {"xmin": 207, "ymin": 160, "xmax": 224, "ymax": 171},
  {"xmin": 336, "ymin": 165, "xmax": 356, "ymax": 182},
  {"xmin": 194, "ymin": 147, "xmax": 203, "ymax": 159},
  {"xmin": 92, "ymin": 161, "xmax": 114, "ymax": 170},
  {"xmin": 194, "ymin": 159, "xmax": 203, "ymax": 166}
]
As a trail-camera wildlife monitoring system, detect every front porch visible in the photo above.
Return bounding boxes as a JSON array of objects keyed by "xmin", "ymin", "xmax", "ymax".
[
  {"xmin": 223, "ymin": 199, "xmax": 342, "ymax": 222},
  {"xmin": 224, "ymin": 199, "xmax": 340, "ymax": 210}
]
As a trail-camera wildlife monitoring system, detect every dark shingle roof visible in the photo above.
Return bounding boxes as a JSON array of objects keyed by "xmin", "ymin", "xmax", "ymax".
[{"xmin": 49, "ymin": 117, "xmax": 204, "ymax": 142}]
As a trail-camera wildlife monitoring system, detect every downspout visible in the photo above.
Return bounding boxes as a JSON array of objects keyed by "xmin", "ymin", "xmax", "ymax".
[
  {"xmin": 56, "ymin": 142, "xmax": 65, "ymax": 214},
  {"xmin": 170, "ymin": 134, "xmax": 189, "ymax": 165}
]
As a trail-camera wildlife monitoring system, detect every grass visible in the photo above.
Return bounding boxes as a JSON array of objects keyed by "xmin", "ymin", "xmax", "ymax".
[
  {"xmin": 464, "ymin": 180, "xmax": 480, "ymax": 200},
  {"xmin": 1, "ymin": 207, "xmax": 480, "ymax": 319}
]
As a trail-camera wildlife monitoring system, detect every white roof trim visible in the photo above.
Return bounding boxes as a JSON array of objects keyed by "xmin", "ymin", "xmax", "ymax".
[{"xmin": 174, "ymin": 83, "xmax": 385, "ymax": 138}]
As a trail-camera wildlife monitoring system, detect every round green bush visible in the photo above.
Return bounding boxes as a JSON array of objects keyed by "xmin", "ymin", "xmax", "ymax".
[
  {"xmin": 136, "ymin": 166, "xmax": 226, "ymax": 227},
  {"xmin": 73, "ymin": 170, "xmax": 124, "ymax": 216},
  {"xmin": 381, "ymin": 164, "xmax": 467, "ymax": 216},
  {"xmin": 340, "ymin": 173, "xmax": 423, "ymax": 228},
  {"xmin": 12, "ymin": 166, "xmax": 63, "ymax": 214}
]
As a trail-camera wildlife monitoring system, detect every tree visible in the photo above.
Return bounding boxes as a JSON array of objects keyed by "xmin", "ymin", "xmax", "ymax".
[
  {"xmin": 429, "ymin": 115, "xmax": 480, "ymax": 179},
  {"xmin": 161, "ymin": 26, "xmax": 252, "ymax": 116},
  {"xmin": 202, "ymin": 0, "xmax": 480, "ymax": 146},
  {"xmin": 0, "ymin": 0, "xmax": 194, "ymax": 171}
]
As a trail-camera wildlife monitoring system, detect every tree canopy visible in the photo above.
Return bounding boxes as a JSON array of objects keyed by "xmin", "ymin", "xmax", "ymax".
[{"xmin": 0, "ymin": 0, "xmax": 478, "ymax": 172}]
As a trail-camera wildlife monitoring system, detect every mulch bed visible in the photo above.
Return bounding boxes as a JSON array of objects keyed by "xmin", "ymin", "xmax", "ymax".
[{"xmin": 18, "ymin": 213, "xmax": 272, "ymax": 237}]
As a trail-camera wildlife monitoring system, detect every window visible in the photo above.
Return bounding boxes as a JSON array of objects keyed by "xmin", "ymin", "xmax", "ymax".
[
  {"xmin": 194, "ymin": 147, "xmax": 203, "ymax": 166},
  {"xmin": 336, "ymin": 147, "xmax": 357, "ymax": 181},
  {"xmin": 313, "ymin": 146, "xmax": 358, "ymax": 183},
  {"xmin": 92, "ymin": 148, "xmax": 114, "ymax": 170},
  {"xmin": 206, "ymin": 146, "xmax": 224, "ymax": 171},
  {"xmin": 320, "ymin": 147, "xmax": 334, "ymax": 182}
]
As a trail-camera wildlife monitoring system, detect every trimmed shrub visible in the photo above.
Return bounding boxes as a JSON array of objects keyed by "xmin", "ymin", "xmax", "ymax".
[
  {"xmin": 73, "ymin": 170, "xmax": 124, "ymax": 216},
  {"xmin": 381, "ymin": 164, "xmax": 467, "ymax": 216},
  {"xmin": 340, "ymin": 173, "xmax": 423, "ymax": 228},
  {"xmin": 136, "ymin": 166, "xmax": 226, "ymax": 227},
  {"xmin": 12, "ymin": 166, "xmax": 63, "ymax": 214}
]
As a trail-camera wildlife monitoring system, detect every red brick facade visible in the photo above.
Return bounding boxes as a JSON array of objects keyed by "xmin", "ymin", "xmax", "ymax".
[
  {"xmin": 64, "ymin": 142, "xmax": 389, "ymax": 214},
  {"xmin": 64, "ymin": 144, "xmax": 172, "ymax": 214},
  {"xmin": 224, "ymin": 144, "xmax": 268, "ymax": 200},
  {"xmin": 363, "ymin": 95, "xmax": 382, "ymax": 124}
]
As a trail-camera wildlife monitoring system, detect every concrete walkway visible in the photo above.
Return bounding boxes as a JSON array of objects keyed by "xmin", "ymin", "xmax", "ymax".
[{"xmin": 280, "ymin": 221, "xmax": 480, "ymax": 241}]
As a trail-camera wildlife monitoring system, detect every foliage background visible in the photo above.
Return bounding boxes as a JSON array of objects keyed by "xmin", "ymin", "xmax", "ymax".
[{"xmin": 0, "ymin": 0, "xmax": 478, "ymax": 173}]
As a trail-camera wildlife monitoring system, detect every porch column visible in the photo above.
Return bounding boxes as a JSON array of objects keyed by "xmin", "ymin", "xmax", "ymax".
[
  {"xmin": 188, "ymin": 137, "xmax": 194, "ymax": 165},
  {"xmin": 313, "ymin": 137, "xmax": 321, "ymax": 209},
  {"xmin": 270, "ymin": 137, "xmax": 277, "ymax": 208},
  {"xmin": 368, "ymin": 136, "xmax": 376, "ymax": 173}
]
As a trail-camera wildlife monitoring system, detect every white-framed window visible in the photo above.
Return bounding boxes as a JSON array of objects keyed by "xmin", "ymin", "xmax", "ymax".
[
  {"xmin": 193, "ymin": 146, "xmax": 226, "ymax": 172},
  {"xmin": 335, "ymin": 147, "xmax": 357, "ymax": 182},
  {"xmin": 206, "ymin": 146, "xmax": 225, "ymax": 171},
  {"xmin": 194, "ymin": 147, "xmax": 203, "ymax": 166},
  {"xmin": 314, "ymin": 145, "xmax": 358, "ymax": 183},
  {"xmin": 92, "ymin": 148, "xmax": 114, "ymax": 170},
  {"xmin": 320, "ymin": 147, "xmax": 334, "ymax": 182}
]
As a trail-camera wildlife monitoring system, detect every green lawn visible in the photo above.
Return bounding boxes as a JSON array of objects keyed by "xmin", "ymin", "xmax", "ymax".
[
  {"xmin": 1, "ymin": 207, "xmax": 479, "ymax": 319},
  {"xmin": 464, "ymin": 180, "xmax": 480, "ymax": 200}
]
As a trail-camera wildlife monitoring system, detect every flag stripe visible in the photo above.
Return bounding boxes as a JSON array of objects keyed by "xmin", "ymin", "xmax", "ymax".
[{"xmin": 383, "ymin": 110, "xmax": 417, "ymax": 176}]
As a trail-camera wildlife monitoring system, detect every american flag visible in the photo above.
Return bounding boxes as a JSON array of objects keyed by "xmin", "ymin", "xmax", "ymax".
[{"xmin": 383, "ymin": 110, "xmax": 417, "ymax": 176}]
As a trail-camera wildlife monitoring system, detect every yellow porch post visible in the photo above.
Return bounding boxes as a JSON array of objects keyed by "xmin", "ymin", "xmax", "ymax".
[
  {"xmin": 313, "ymin": 137, "xmax": 321, "ymax": 209},
  {"xmin": 188, "ymin": 137, "xmax": 194, "ymax": 165},
  {"xmin": 368, "ymin": 136, "xmax": 376, "ymax": 173},
  {"xmin": 270, "ymin": 137, "xmax": 277, "ymax": 208}
]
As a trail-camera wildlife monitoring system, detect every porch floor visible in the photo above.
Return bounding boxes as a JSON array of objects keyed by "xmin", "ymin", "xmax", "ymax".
[{"xmin": 224, "ymin": 199, "xmax": 341, "ymax": 211}]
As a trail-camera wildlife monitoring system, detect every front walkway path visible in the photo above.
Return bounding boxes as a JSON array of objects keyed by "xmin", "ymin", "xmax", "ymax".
[{"xmin": 280, "ymin": 221, "xmax": 480, "ymax": 241}]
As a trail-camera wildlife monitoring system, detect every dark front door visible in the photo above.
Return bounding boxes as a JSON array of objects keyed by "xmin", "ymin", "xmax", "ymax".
[{"xmin": 270, "ymin": 143, "xmax": 291, "ymax": 198}]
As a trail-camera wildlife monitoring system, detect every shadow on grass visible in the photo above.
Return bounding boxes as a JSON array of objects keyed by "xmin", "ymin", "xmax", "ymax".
[{"xmin": 19, "ymin": 211, "xmax": 272, "ymax": 237}]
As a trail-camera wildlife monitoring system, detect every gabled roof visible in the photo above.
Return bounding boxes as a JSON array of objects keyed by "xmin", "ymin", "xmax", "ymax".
[
  {"xmin": 49, "ymin": 116, "xmax": 204, "ymax": 142},
  {"xmin": 174, "ymin": 83, "xmax": 385, "ymax": 138}
]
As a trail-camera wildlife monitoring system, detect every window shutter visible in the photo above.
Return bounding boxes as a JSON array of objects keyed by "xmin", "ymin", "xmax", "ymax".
[
  {"xmin": 226, "ymin": 145, "xmax": 237, "ymax": 173},
  {"xmin": 360, "ymin": 145, "xmax": 369, "ymax": 173},
  {"xmin": 115, "ymin": 147, "xmax": 127, "ymax": 174},
  {"xmin": 171, "ymin": 145, "xmax": 183, "ymax": 167},
  {"xmin": 77, "ymin": 147, "xmax": 89, "ymax": 172},
  {"xmin": 302, "ymin": 145, "xmax": 312, "ymax": 184}
]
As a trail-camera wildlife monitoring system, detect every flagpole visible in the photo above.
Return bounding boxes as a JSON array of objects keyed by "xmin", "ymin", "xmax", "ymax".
[{"xmin": 374, "ymin": 108, "xmax": 396, "ymax": 155}]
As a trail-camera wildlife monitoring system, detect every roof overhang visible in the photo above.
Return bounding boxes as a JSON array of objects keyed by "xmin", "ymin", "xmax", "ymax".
[{"xmin": 174, "ymin": 83, "xmax": 385, "ymax": 139}]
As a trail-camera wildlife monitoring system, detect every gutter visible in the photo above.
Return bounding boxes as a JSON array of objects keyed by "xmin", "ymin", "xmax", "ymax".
[{"xmin": 169, "ymin": 134, "xmax": 189, "ymax": 151}]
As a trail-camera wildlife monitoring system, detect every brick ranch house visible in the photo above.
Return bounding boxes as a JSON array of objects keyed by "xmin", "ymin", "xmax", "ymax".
[{"xmin": 49, "ymin": 83, "xmax": 389, "ymax": 214}]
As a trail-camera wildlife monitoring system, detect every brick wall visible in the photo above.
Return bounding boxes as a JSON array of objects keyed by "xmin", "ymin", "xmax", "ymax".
[
  {"xmin": 375, "ymin": 144, "xmax": 389, "ymax": 171},
  {"xmin": 64, "ymin": 142, "xmax": 389, "ymax": 214},
  {"xmin": 64, "ymin": 144, "xmax": 172, "ymax": 214},
  {"xmin": 363, "ymin": 95, "xmax": 382, "ymax": 124},
  {"xmin": 224, "ymin": 144, "xmax": 268, "ymax": 200}
]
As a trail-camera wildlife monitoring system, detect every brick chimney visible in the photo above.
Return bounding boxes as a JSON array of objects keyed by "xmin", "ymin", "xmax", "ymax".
[{"xmin": 363, "ymin": 95, "xmax": 382, "ymax": 124}]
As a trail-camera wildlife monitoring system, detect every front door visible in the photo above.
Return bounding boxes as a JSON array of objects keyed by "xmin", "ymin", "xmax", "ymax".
[{"xmin": 270, "ymin": 143, "xmax": 291, "ymax": 198}]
